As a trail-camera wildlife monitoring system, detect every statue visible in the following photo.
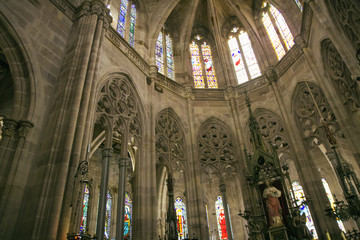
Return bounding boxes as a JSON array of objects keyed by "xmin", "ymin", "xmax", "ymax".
[
  {"xmin": 263, "ymin": 180, "xmax": 283, "ymax": 227},
  {"xmin": 290, "ymin": 208, "xmax": 312, "ymax": 240}
]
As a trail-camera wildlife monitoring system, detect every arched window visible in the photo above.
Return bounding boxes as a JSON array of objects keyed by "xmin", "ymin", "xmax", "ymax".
[
  {"xmin": 215, "ymin": 195, "xmax": 228, "ymax": 240},
  {"xmin": 321, "ymin": 178, "xmax": 346, "ymax": 232},
  {"xmin": 261, "ymin": 2, "xmax": 294, "ymax": 60},
  {"xmin": 80, "ymin": 184, "xmax": 90, "ymax": 234},
  {"xmin": 105, "ymin": 191, "xmax": 112, "ymax": 239},
  {"xmin": 116, "ymin": 0, "xmax": 137, "ymax": 47},
  {"xmin": 156, "ymin": 29, "xmax": 175, "ymax": 80},
  {"xmin": 291, "ymin": 181, "xmax": 318, "ymax": 238},
  {"xmin": 174, "ymin": 197, "xmax": 188, "ymax": 239},
  {"xmin": 189, "ymin": 37, "xmax": 218, "ymax": 89},
  {"xmin": 228, "ymin": 28, "xmax": 261, "ymax": 84},
  {"xmin": 124, "ymin": 192, "xmax": 133, "ymax": 239}
]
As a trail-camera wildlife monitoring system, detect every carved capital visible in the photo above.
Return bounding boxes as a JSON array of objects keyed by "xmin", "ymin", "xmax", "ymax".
[
  {"xmin": 225, "ymin": 86, "xmax": 235, "ymax": 99},
  {"xmin": 149, "ymin": 65, "xmax": 158, "ymax": 79},
  {"xmin": 18, "ymin": 120, "xmax": 34, "ymax": 138},
  {"xmin": 265, "ymin": 68, "xmax": 278, "ymax": 83},
  {"xmin": 184, "ymin": 85, "xmax": 194, "ymax": 99},
  {"xmin": 119, "ymin": 157, "xmax": 130, "ymax": 168},
  {"xmin": 294, "ymin": 35, "xmax": 307, "ymax": 49},
  {"xmin": 102, "ymin": 148, "xmax": 114, "ymax": 158},
  {"xmin": 76, "ymin": 0, "xmax": 107, "ymax": 19},
  {"xmin": 1, "ymin": 118, "xmax": 18, "ymax": 138}
]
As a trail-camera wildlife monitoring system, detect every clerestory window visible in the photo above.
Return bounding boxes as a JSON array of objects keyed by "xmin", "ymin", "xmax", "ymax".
[
  {"xmin": 156, "ymin": 29, "xmax": 175, "ymax": 80},
  {"xmin": 116, "ymin": 0, "xmax": 137, "ymax": 47},
  {"xmin": 261, "ymin": 2, "xmax": 294, "ymax": 60},
  {"xmin": 189, "ymin": 35, "xmax": 218, "ymax": 89},
  {"xmin": 227, "ymin": 28, "xmax": 261, "ymax": 84}
]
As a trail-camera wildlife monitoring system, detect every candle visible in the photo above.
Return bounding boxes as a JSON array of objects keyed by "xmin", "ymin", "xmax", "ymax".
[
  {"xmin": 341, "ymin": 232, "xmax": 346, "ymax": 240},
  {"xmin": 326, "ymin": 231, "xmax": 331, "ymax": 240}
]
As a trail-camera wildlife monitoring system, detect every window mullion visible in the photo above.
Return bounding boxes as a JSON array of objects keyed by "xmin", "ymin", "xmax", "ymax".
[
  {"xmin": 237, "ymin": 37, "xmax": 252, "ymax": 81},
  {"xmin": 199, "ymin": 42, "xmax": 208, "ymax": 88},
  {"xmin": 267, "ymin": 9, "xmax": 288, "ymax": 52},
  {"xmin": 163, "ymin": 32, "xmax": 168, "ymax": 78}
]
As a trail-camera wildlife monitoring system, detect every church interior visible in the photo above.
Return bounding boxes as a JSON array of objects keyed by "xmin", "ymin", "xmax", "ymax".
[{"xmin": 0, "ymin": 0, "xmax": 360, "ymax": 239}]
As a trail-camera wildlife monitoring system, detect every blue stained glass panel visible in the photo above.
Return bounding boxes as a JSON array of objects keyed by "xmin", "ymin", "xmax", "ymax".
[
  {"xmin": 116, "ymin": 0, "xmax": 128, "ymax": 37},
  {"xmin": 156, "ymin": 33, "xmax": 164, "ymax": 74},
  {"xmin": 129, "ymin": 4, "xmax": 136, "ymax": 47}
]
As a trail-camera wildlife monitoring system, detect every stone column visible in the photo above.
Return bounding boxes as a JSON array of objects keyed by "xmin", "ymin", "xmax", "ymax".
[
  {"xmin": 166, "ymin": 173, "xmax": 178, "ymax": 240},
  {"xmin": 220, "ymin": 183, "xmax": 233, "ymax": 240},
  {"xmin": 116, "ymin": 157, "xmax": 130, "ymax": 240},
  {"xmin": 96, "ymin": 147, "xmax": 113, "ymax": 240}
]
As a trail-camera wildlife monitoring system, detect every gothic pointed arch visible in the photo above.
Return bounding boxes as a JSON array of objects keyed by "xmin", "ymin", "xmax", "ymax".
[{"xmin": 198, "ymin": 117, "xmax": 238, "ymax": 179}]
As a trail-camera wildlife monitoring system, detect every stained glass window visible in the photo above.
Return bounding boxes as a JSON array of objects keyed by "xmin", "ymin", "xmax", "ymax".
[
  {"xmin": 228, "ymin": 36, "xmax": 248, "ymax": 84},
  {"xmin": 124, "ymin": 193, "xmax": 132, "ymax": 239},
  {"xmin": 80, "ymin": 184, "xmax": 90, "ymax": 234},
  {"xmin": 238, "ymin": 31, "xmax": 261, "ymax": 79},
  {"xmin": 269, "ymin": 5, "xmax": 294, "ymax": 50},
  {"xmin": 291, "ymin": 181, "xmax": 318, "ymax": 239},
  {"xmin": 116, "ymin": 0, "xmax": 128, "ymax": 37},
  {"xmin": 156, "ymin": 33, "xmax": 164, "ymax": 74},
  {"xmin": 190, "ymin": 42, "xmax": 205, "ymax": 88},
  {"xmin": 294, "ymin": 0, "xmax": 303, "ymax": 12},
  {"xmin": 129, "ymin": 3, "xmax": 136, "ymax": 47},
  {"xmin": 215, "ymin": 196, "xmax": 228, "ymax": 240},
  {"xmin": 321, "ymin": 178, "xmax": 346, "ymax": 232},
  {"xmin": 166, "ymin": 34, "xmax": 175, "ymax": 80},
  {"xmin": 174, "ymin": 197, "xmax": 188, "ymax": 239},
  {"xmin": 201, "ymin": 42, "xmax": 218, "ymax": 88},
  {"xmin": 262, "ymin": 11, "xmax": 286, "ymax": 60},
  {"xmin": 105, "ymin": 191, "xmax": 112, "ymax": 239}
]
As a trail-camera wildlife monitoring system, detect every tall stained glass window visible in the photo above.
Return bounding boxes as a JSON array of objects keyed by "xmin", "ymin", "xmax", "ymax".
[
  {"xmin": 321, "ymin": 178, "xmax": 346, "ymax": 232},
  {"xmin": 124, "ymin": 193, "xmax": 132, "ymax": 239},
  {"xmin": 155, "ymin": 30, "xmax": 175, "ymax": 80},
  {"xmin": 174, "ymin": 197, "xmax": 188, "ymax": 239},
  {"xmin": 228, "ymin": 30, "xmax": 261, "ymax": 84},
  {"xmin": 190, "ymin": 41, "xmax": 205, "ymax": 88},
  {"xmin": 215, "ymin": 196, "xmax": 228, "ymax": 240},
  {"xmin": 189, "ymin": 39, "xmax": 218, "ymax": 88},
  {"xmin": 129, "ymin": 4, "xmax": 136, "ymax": 47},
  {"xmin": 105, "ymin": 191, "xmax": 112, "ymax": 239},
  {"xmin": 80, "ymin": 184, "xmax": 90, "ymax": 234},
  {"xmin": 116, "ymin": 0, "xmax": 136, "ymax": 47},
  {"xmin": 262, "ymin": 2, "xmax": 294, "ymax": 60},
  {"xmin": 291, "ymin": 181, "xmax": 318, "ymax": 239},
  {"xmin": 166, "ymin": 34, "xmax": 175, "ymax": 80}
]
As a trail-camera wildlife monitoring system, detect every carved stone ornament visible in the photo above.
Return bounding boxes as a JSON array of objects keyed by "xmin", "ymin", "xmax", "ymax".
[
  {"xmin": 294, "ymin": 82, "xmax": 343, "ymax": 147},
  {"xmin": 155, "ymin": 109, "xmax": 186, "ymax": 172},
  {"xmin": 326, "ymin": 0, "xmax": 360, "ymax": 51},
  {"xmin": 1, "ymin": 118, "xmax": 17, "ymax": 137},
  {"xmin": 96, "ymin": 75, "xmax": 141, "ymax": 145},
  {"xmin": 198, "ymin": 119, "xmax": 238, "ymax": 175},
  {"xmin": 322, "ymin": 39, "xmax": 360, "ymax": 113},
  {"xmin": 254, "ymin": 109, "xmax": 290, "ymax": 153},
  {"xmin": 265, "ymin": 68, "xmax": 278, "ymax": 83},
  {"xmin": 18, "ymin": 120, "xmax": 34, "ymax": 138},
  {"xmin": 294, "ymin": 35, "xmax": 307, "ymax": 49}
]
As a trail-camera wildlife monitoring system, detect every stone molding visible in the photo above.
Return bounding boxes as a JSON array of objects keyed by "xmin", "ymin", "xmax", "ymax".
[
  {"xmin": 274, "ymin": 44, "xmax": 303, "ymax": 77},
  {"xmin": 102, "ymin": 148, "xmax": 114, "ymax": 158},
  {"xmin": 193, "ymin": 89, "xmax": 225, "ymax": 101},
  {"xmin": 50, "ymin": 0, "xmax": 76, "ymax": 20},
  {"xmin": 106, "ymin": 27, "xmax": 149, "ymax": 75},
  {"xmin": 300, "ymin": 2, "xmax": 313, "ymax": 44}
]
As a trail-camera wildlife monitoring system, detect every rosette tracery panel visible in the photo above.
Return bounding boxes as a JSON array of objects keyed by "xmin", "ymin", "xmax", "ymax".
[
  {"xmin": 155, "ymin": 109, "xmax": 186, "ymax": 172},
  {"xmin": 322, "ymin": 39, "xmax": 360, "ymax": 113},
  {"xmin": 95, "ymin": 76, "xmax": 142, "ymax": 147},
  {"xmin": 198, "ymin": 119, "xmax": 238, "ymax": 177},
  {"xmin": 294, "ymin": 82, "xmax": 344, "ymax": 147}
]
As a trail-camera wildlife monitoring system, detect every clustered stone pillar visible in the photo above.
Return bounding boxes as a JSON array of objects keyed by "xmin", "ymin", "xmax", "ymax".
[
  {"xmin": 96, "ymin": 147, "xmax": 113, "ymax": 240},
  {"xmin": 166, "ymin": 173, "xmax": 178, "ymax": 240},
  {"xmin": 220, "ymin": 183, "xmax": 233, "ymax": 240},
  {"xmin": 116, "ymin": 157, "xmax": 130, "ymax": 240}
]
